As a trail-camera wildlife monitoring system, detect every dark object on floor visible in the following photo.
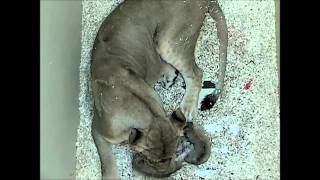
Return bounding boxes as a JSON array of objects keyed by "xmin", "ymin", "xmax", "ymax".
[
  {"xmin": 200, "ymin": 94, "xmax": 218, "ymax": 111},
  {"xmin": 202, "ymin": 81, "xmax": 216, "ymax": 89}
]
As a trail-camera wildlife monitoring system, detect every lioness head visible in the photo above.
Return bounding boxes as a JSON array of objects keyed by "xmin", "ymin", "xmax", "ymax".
[
  {"xmin": 129, "ymin": 109, "xmax": 212, "ymax": 177},
  {"xmin": 129, "ymin": 108, "xmax": 187, "ymax": 177}
]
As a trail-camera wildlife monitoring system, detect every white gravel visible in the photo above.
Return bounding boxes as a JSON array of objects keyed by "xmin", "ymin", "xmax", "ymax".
[{"xmin": 76, "ymin": 0, "xmax": 280, "ymax": 179}]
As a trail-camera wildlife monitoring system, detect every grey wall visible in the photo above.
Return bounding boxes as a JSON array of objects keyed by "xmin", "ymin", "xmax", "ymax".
[{"xmin": 40, "ymin": 0, "xmax": 82, "ymax": 179}]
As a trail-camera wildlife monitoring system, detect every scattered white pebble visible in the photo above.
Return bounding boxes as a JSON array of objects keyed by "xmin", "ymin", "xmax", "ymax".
[
  {"xmin": 204, "ymin": 123, "xmax": 223, "ymax": 134},
  {"xmin": 195, "ymin": 169, "xmax": 216, "ymax": 178}
]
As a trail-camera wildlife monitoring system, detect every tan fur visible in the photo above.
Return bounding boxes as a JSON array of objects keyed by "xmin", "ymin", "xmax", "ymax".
[{"xmin": 91, "ymin": 0, "xmax": 227, "ymax": 179}]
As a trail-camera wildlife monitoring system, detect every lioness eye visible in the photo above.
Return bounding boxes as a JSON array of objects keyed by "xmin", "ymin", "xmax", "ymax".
[
  {"xmin": 129, "ymin": 128, "xmax": 142, "ymax": 144},
  {"xmin": 171, "ymin": 109, "xmax": 186, "ymax": 123}
]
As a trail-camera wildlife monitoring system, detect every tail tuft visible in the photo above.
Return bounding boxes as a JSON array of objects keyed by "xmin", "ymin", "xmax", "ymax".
[{"xmin": 200, "ymin": 94, "xmax": 218, "ymax": 111}]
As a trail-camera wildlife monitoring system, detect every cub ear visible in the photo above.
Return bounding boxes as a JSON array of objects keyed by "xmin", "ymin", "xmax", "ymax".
[
  {"xmin": 170, "ymin": 108, "xmax": 187, "ymax": 129},
  {"xmin": 129, "ymin": 128, "xmax": 142, "ymax": 144}
]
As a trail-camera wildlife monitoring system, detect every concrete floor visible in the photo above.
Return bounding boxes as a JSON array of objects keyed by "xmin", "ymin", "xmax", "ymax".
[{"xmin": 76, "ymin": 0, "xmax": 280, "ymax": 179}]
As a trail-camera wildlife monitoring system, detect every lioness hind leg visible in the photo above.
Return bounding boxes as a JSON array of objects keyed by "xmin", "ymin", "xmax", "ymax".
[
  {"xmin": 179, "ymin": 63, "xmax": 203, "ymax": 121},
  {"xmin": 92, "ymin": 129, "xmax": 120, "ymax": 180}
]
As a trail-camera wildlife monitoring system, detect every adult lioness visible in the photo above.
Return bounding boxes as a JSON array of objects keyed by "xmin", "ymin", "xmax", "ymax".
[{"xmin": 91, "ymin": 0, "xmax": 228, "ymax": 179}]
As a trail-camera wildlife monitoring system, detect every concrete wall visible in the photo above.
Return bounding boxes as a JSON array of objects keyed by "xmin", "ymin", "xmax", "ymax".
[
  {"xmin": 40, "ymin": 1, "xmax": 82, "ymax": 179},
  {"xmin": 275, "ymin": 0, "xmax": 280, "ymax": 83}
]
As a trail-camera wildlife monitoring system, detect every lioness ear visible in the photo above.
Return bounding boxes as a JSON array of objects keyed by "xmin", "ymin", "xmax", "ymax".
[
  {"xmin": 129, "ymin": 128, "xmax": 142, "ymax": 144},
  {"xmin": 171, "ymin": 108, "xmax": 187, "ymax": 128}
]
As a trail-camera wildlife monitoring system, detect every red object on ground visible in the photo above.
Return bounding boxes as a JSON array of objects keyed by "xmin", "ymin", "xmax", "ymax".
[{"xmin": 244, "ymin": 79, "xmax": 253, "ymax": 93}]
